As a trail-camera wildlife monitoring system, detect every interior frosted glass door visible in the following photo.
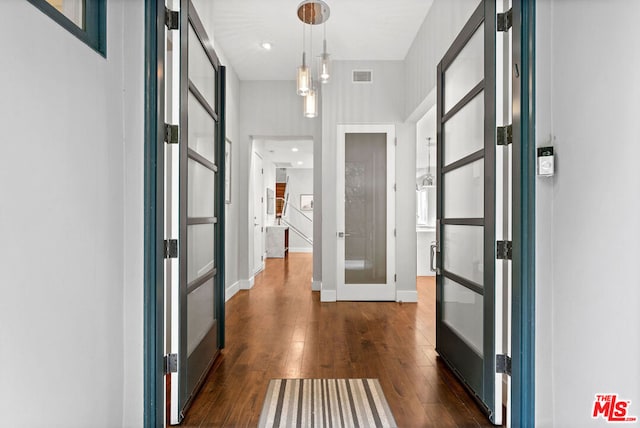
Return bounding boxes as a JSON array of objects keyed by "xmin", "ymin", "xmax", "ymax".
[
  {"xmin": 170, "ymin": 0, "xmax": 226, "ymax": 423},
  {"xmin": 435, "ymin": 1, "xmax": 500, "ymax": 424},
  {"xmin": 337, "ymin": 126, "xmax": 395, "ymax": 301},
  {"xmin": 345, "ymin": 133, "xmax": 387, "ymax": 284}
]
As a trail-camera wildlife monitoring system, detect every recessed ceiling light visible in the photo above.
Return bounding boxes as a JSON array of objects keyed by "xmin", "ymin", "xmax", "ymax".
[
  {"xmin": 297, "ymin": 161, "xmax": 303, "ymax": 165},
  {"xmin": 291, "ymin": 147, "xmax": 299, "ymax": 152},
  {"xmin": 260, "ymin": 42, "xmax": 273, "ymax": 51}
]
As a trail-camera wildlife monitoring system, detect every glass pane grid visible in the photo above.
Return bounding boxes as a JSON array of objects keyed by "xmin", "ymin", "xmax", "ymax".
[
  {"xmin": 189, "ymin": 24, "xmax": 216, "ymax": 112},
  {"xmin": 443, "ymin": 225, "xmax": 484, "ymax": 286},
  {"xmin": 187, "ymin": 224, "xmax": 215, "ymax": 284},
  {"xmin": 186, "ymin": 278, "xmax": 215, "ymax": 356},
  {"xmin": 443, "ymin": 278, "xmax": 483, "ymax": 356},
  {"xmin": 443, "ymin": 92, "xmax": 484, "ymax": 166},
  {"xmin": 443, "ymin": 159, "xmax": 484, "ymax": 219},
  {"xmin": 188, "ymin": 159, "xmax": 215, "ymax": 218},
  {"xmin": 188, "ymin": 92, "xmax": 216, "ymax": 163},
  {"xmin": 444, "ymin": 23, "xmax": 484, "ymax": 112}
]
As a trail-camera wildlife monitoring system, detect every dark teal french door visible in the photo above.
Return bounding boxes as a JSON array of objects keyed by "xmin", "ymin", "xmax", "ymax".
[
  {"xmin": 435, "ymin": 0, "xmax": 501, "ymax": 424},
  {"xmin": 168, "ymin": 0, "xmax": 226, "ymax": 423}
]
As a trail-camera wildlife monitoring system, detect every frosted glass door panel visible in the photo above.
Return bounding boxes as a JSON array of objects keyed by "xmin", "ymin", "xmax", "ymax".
[
  {"xmin": 443, "ymin": 93, "xmax": 484, "ymax": 165},
  {"xmin": 443, "ymin": 278, "xmax": 483, "ymax": 355},
  {"xmin": 187, "ymin": 224, "xmax": 214, "ymax": 283},
  {"xmin": 188, "ymin": 159, "xmax": 215, "ymax": 217},
  {"xmin": 345, "ymin": 133, "xmax": 387, "ymax": 284},
  {"xmin": 188, "ymin": 93, "xmax": 215, "ymax": 163},
  {"xmin": 444, "ymin": 24, "xmax": 484, "ymax": 112},
  {"xmin": 188, "ymin": 24, "xmax": 216, "ymax": 110},
  {"xmin": 186, "ymin": 278, "xmax": 215, "ymax": 356},
  {"xmin": 443, "ymin": 225, "xmax": 484, "ymax": 286},
  {"xmin": 444, "ymin": 160, "xmax": 484, "ymax": 218}
]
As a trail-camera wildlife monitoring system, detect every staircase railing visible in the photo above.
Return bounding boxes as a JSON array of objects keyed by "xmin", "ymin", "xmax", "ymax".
[{"xmin": 276, "ymin": 196, "xmax": 313, "ymax": 245}]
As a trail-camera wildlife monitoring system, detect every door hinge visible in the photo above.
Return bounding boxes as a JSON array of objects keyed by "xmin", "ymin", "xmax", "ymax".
[
  {"xmin": 164, "ymin": 123, "xmax": 179, "ymax": 144},
  {"xmin": 394, "ymin": 228, "xmax": 397, "ymax": 237},
  {"xmin": 394, "ymin": 137, "xmax": 397, "ymax": 146},
  {"xmin": 394, "ymin": 274, "xmax": 397, "ymax": 282},
  {"xmin": 261, "ymin": 168, "xmax": 264, "ymax": 174},
  {"xmin": 497, "ymin": 124, "xmax": 512, "ymax": 146},
  {"xmin": 261, "ymin": 227, "xmax": 264, "ymax": 232},
  {"xmin": 496, "ymin": 354, "xmax": 512, "ymax": 375},
  {"xmin": 497, "ymin": 8, "xmax": 513, "ymax": 32},
  {"xmin": 164, "ymin": 239, "xmax": 178, "ymax": 259},
  {"xmin": 165, "ymin": 8, "xmax": 180, "ymax": 30},
  {"xmin": 393, "ymin": 183, "xmax": 397, "ymax": 191},
  {"xmin": 496, "ymin": 240, "xmax": 513, "ymax": 260},
  {"xmin": 164, "ymin": 353, "xmax": 178, "ymax": 374}
]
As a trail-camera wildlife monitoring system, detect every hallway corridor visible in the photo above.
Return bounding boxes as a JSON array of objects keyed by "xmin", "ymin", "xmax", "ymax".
[{"xmin": 181, "ymin": 254, "xmax": 495, "ymax": 427}]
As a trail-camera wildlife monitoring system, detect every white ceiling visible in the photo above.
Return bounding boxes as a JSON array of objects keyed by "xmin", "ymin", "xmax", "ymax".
[
  {"xmin": 208, "ymin": 0, "xmax": 434, "ymax": 81},
  {"xmin": 256, "ymin": 138, "xmax": 314, "ymax": 169}
]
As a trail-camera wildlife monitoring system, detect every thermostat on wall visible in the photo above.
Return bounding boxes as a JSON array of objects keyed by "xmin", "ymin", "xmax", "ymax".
[{"xmin": 537, "ymin": 146, "xmax": 554, "ymax": 176}]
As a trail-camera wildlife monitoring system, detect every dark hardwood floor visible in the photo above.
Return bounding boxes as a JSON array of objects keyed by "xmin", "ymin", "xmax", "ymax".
[{"xmin": 181, "ymin": 253, "xmax": 496, "ymax": 427}]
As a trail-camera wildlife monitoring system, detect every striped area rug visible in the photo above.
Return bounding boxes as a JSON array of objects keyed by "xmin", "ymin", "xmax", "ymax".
[{"xmin": 258, "ymin": 378, "xmax": 397, "ymax": 428}]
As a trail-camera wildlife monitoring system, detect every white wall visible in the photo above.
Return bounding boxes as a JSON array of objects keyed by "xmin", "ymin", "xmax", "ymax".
[
  {"xmin": 536, "ymin": 1, "xmax": 640, "ymax": 426},
  {"xmin": 0, "ymin": 1, "xmax": 144, "ymax": 427},
  {"xmin": 320, "ymin": 60, "xmax": 417, "ymax": 301},
  {"xmin": 404, "ymin": 0, "xmax": 480, "ymax": 119},
  {"xmin": 284, "ymin": 168, "xmax": 314, "ymax": 251}
]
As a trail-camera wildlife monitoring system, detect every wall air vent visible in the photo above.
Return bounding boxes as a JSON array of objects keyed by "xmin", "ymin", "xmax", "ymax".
[
  {"xmin": 352, "ymin": 70, "xmax": 373, "ymax": 83},
  {"xmin": 274, "ymin": 162, "xmax": 293, "ymax": 168}
]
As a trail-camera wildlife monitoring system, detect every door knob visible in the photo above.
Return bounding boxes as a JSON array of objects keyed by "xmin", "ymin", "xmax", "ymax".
[{"xmin": 338, "ymin": 232, "xmax": 351, "ymax": 238}]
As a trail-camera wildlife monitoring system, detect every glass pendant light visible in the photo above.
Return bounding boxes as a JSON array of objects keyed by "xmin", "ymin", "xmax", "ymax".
[
  {"xmin": 296, "ymin": 7, "xmax": 310, "ymax": 96},
  {"xmin": 296, "ymin": 0, "xmax": 330, "ymax": 116},
  {"xmin": 304, "ymin": 84, "xmax": 318, "ymax": 118},
  {"xmin": 319, "ymin": 23, "xmax": 330, "ymax": 83},
  {"xmin": 297, "ymin": 52, "xmax": 310, "ymax": 96}
]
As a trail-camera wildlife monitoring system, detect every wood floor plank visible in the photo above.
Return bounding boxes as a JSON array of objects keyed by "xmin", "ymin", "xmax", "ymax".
[{"xmin": 180, "ymin": 254, "xmax": 499, "ymax": 427}]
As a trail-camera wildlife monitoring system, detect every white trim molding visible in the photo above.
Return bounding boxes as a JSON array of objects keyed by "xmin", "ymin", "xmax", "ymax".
[
  {"xmin": 226, "ymin": 281, "xmax": 240, "ymax": 301},
  {"xmin": 289, "ymin": 247, "xmax": 313, "ymax": 253},
  {"xmin": 239, "ymin": 276, "xmax": 255, "ymax": 290},
  {"xmin": 396, "ymin": 290, "xmax": 418, "ymax": 303},
  {"xmin": 320, "ymin": 289, "xmax": 336, "ymax": 302}
]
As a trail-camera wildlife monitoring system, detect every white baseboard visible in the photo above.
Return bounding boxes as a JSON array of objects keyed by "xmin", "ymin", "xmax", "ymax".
[
  {"xmin": 254, "ymin": 263, "xmax": 264, "ymax": 275},
  {"xmin": 320, "ymin": 289, "xmax": 336, "ymax": 302},
  {"xmin": 226, "ymin": 281, "xmax": 240, "ymax": 301},
  {"xmin": 312, "ymin": 280, "xmax": 321, "ymax": 291},
  {"xmin": 289, "ymin": 247, "xmax": 313, "ymax": 253},
  {"xmin": 396, "ymin": 290, "xmax": 418, "ymax": 303},
  {"xmin": 239, "ymin": 276, "xmax": 255, "ymax": 290}
]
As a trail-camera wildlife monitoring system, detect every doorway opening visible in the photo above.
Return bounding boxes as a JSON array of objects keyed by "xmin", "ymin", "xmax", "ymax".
[{"xmin": 251, "ymin": 137, "xmax": 314, "ymax": 278}]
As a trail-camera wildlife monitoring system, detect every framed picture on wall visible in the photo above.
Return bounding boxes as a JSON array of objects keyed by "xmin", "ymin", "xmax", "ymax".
[
  {"xmin": 300, "ymin": 194, "xmax": 313, "ymax": 211},
  {"xmin": 225, "ymin": 138, "xmax": 232, "ymax": 204}
]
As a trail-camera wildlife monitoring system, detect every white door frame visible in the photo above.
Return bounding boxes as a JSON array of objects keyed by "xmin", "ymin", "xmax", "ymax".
[
  {"xmin": 336, "ymin": 124, "xmax": 396, "ymax": 301},
  {"xmin": 252, "ymin": 150, "xmax": 265, "ymax": 275}
]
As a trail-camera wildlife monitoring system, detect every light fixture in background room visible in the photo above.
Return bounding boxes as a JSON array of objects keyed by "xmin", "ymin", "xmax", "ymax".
[{"xmin": 296, "ymin": 0, "xmax": 330, "ymax": 117}]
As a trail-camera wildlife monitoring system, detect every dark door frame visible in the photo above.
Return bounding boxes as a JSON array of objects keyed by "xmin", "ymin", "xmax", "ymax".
[
  {"xmin": 512, "ymin": 0, "xmax": 536, "ymax": 426},
  {"xmin": 143, "ymin": 1, "xmax": 536, "ymax": 427},
  {"xmin": 144, "ymin": 0, "xmax": 164, "ymax": 426}
]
